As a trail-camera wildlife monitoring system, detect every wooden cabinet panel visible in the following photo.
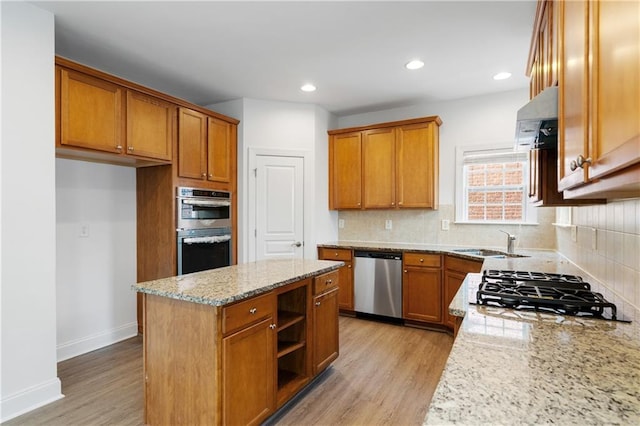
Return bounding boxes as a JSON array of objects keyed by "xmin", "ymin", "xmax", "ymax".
[
  {"xmin": 329, "ymin": 132, "xmax": 362, "ymax": 209},
  {"xmin": 313, "ymin": 287, "xmax": 339, "ymax": 374},
  {"xmin": 223, "ymin": 317, "xmax": 276, "ymax": 426},
  {"xmin": 444, "ymin": 255, "xmax": 482, "ymax": 330},
  {"xmin": 362, "ymin": 128, "xmax": 396, "ymax": 208},
  {"xmin": 328, "ymin": 116, "xmax": 441, "ymax": 210},
  {"xmin": 207, "ymin": 116, "xmax": 233, "ymax": 183},
  {"xmin": 558, "ymin": 0, "xmax": 591, "ymax": 191},
  {"xmin": 317, "ymin": 247, "xmax": 352, "ymax": 261},
  {"xmin": 317, "ymin": 248, "xmax": 354, "ymax": 311},
  {"xmin": 222, "ymin": 292, "xmax": 275, "ymax": 335},
  {"xmin": 588, "ymin": 0, "xmax": 640, "ymax": 180},
  {"xmin": 178, "ymin": 107, "xmax": 207, "ymax": 180},
  {"xmin": 396, "ymin": 122, "xmax": 438, "ymax": 209},
  {"xmin": 557, "ymin": 0, "xmax": 640, "ymax": 198},
  {"xmin": 402, "ymin": 254, "xmax": 443, "ymax": 324},
  {"xmin": 313, "ymin": 270, "xmax": 339, "ymax": 295},
  {"xmin": 404, "ymin": 252, "xmax": 441, "ymax": 268},
  {"xmin": 60, "ymin": 68, "xmax": 124, "ymax": 153},
  {"xmin": 126, "ymin": 90, "xmax": 173, "ymax": 161}
]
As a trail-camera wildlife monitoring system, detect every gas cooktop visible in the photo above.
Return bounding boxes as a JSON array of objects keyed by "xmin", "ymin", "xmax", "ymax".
[{"xmin": 475, "ymin": 270, "xmax": 628, "ymax": 322}]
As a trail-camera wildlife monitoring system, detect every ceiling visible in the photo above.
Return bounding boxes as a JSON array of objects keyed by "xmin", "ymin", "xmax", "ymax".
[{"xmin": 32, "ymin": 0, "xmax": 537, "ymax": 116}]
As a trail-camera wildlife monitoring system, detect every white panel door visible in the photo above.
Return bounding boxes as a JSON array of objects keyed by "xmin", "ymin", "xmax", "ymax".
[{"xmin": 255, "ymin": 155, "xmax": 304, "ymax": 260}]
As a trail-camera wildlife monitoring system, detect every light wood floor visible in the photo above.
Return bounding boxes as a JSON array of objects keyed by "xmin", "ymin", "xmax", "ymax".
[{"xmin": 5, "ymin": 316, "xmax": 453, "ymax": 426}]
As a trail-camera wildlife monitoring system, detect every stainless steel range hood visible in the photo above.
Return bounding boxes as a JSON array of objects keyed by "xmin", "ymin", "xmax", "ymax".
[{"xmin": 515, "ymin": 86, "xmax": 558, "ymax": 148}]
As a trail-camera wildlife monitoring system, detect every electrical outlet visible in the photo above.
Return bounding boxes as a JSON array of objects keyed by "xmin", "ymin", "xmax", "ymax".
[
  {"xmin": 441, "ymin": 219, "xmax": 450, "ymax": 231},
  {"xmin": 571, "ymin": 225, "xmax": 577, "ymax": 242},
  {"xmin": 79, "ymin": 223, "xmax": 90, "ymax": 238},
  {"xmin": 338, "ymin": 219, "xmax": 345, "ymax": 229},
  {"xmin": 591, "ymin": 228, "xmax": 597, "ymax": 250},
  {"xmin": 385, "ymin": 219, "xmax": 392, "ymax": 230}
]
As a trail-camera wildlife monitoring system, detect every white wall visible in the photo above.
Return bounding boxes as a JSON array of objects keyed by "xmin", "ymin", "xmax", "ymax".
[
  {"xmin": 55, "ymin": 159, "xmax": 137, "ymax": 361},
  {"xmin": 0, "ymin": 2, "xmax": 62, "ymax": 421},
  {"xmin": 209, "ymin": 98, "xmax": 339, "ymax": 262},
  {"xmin": 338, "ymin": 89, "xmax": 530, "ymax": 205}
]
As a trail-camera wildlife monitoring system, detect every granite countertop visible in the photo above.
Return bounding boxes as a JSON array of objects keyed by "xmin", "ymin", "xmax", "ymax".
[
  {"xmin": 132, "ymin": 259, "xmax": 343, "ymax": 306},
  {"xmin": 425, "ymin": 262, "xmax": 640, "ymax": 425},
  {"xmin": 317, "ymin": 240, "xmax": 541, "ymax": 261}
]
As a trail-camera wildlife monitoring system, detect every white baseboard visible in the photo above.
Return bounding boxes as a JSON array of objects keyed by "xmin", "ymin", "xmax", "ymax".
[
  {"xmin": 0, "ymin": 378, "xmax": 64, "ymax": 423},
  {"xmin": 56, "ymin": 321, "xmax": 138, "ymax": 362}
]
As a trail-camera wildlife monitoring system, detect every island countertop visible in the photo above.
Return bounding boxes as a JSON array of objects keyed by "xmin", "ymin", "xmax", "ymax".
[
  {"xmin": 132, "ymin": 258, "xmax": 344, "ymax": 306},
  {"xmin": 425, "ymin": 272, "xmax": 640, "ymax": 425}
]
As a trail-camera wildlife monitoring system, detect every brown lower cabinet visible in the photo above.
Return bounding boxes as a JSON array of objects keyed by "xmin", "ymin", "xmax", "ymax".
[
  {"xmin": 444, "ymin": 256, "xmax": 483, "ymax": 330},
  {"xmin": 402, "ymin": 253, "xmax": 443, "ymax": 324},
  {"xmin": 317, "ymin": 247, "xmax": 354, "ymax": 312},
  {"xmin": 143, "ymin": 272, "xmax": 339, "ymax": 426}
]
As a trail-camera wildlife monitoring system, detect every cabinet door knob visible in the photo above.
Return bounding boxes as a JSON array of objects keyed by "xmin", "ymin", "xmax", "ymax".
[
  {"xmin": 208, "ymin": 174, "xmax": 213, "ymax": 178},
  {"xmin": 404, "ymin": 269, "xmax": 407, "ymax": 273},
  {"xmin": 127, "ymin": 146, "xmax": 134, "ymax": 151},
  {"xmin": 570, "ymin": 160, "xmax": 578, "ymax": 171},
  {"xmin": 269, "ymin": 324, "xmax": 276, "ymax": 330},
  {"xmin": 391, "ymin": 202, "xmax": 395, "ymax": 206},
  {"xmin": 576, "ymin": 155, "xmax": 592, "ymax": 168},
  {"xmin": 347, "ymin": 264, "xmax": 351, "ymax": 268},
  {"xmin": 115, "ymin": 145, "xmax": 123, "ymax": 151},
  {"xmin": 315, "ymin": 301, "xmax": 321, "ymax": 306},
  {"xmin": 201, "ymin": 173, "xmax": 206, "ymax": 178},
  {"xmin": 326, "ymin": 279, "xmax": 333, "ymax": 285},
  {"xmin": 249, "ymin": 308, "xmax": 257, "ymax": 314},
  {"xmin": 419, "ymin": 258, "xmax": 424, "ymax": 263}
]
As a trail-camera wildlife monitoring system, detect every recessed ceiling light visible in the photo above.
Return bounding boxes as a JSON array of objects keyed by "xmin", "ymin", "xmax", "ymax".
[
  {"xmin": 405, "ymin": 60, "xmax": 424, "ymax": 70},
  {"xmin": 493, "ymin": 72, "xmax": 512, "ymax": 80},
  {"xmin": 300, "ymin": 83, "xmax": 316, "ymax": 92}
]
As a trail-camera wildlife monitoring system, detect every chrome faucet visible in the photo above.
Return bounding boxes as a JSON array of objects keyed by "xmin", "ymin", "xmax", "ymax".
[{"xmin": 499, "ymin": 230, "xmax": 517, "ymax": 254}]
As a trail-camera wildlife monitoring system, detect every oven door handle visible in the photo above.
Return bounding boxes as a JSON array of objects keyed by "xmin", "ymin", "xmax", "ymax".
[
  {"xmin": 181, "ymin": 199, "xmax": 231, "ymax": 207},
  {"xmin": 183, "ymin": 235, "xmax": 232, "ymax": 244}
]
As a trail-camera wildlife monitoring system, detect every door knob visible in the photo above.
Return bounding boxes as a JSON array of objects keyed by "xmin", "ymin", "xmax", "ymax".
[{"xmin": 292, "ymin": 241, "xmax": 302, "ymax": 247}]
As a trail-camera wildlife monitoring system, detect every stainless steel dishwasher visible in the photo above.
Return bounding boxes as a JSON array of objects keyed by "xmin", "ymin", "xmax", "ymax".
[{"xmin": 354, "ymin": 250, "xmax": 403, "ymax": 318}]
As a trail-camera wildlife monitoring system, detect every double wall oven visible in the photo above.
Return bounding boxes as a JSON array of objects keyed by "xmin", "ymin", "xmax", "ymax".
[{"xmin": 176, "ymin": 187, "xmax": 232, "ymax": 275}]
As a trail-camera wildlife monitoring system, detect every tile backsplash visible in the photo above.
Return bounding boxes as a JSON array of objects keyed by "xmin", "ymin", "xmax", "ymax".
[
  {"xmin": 556, "ymin": 198, "xmax": 640, "ymax": 322},
  {"xmin": 337, "ymin": 204, "xmax": 557, "ymax": 250}
]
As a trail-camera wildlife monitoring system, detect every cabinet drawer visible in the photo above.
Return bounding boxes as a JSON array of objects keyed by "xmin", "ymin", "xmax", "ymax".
[
  {"xmin": 445, "ymin": 255, "xmax": 483, "ymax": 273},
  {"xmin": 318, "ymin": 247, "xmax": 352, "ymax": 261},
  {"xmin": 314, "ymin": 270, "xmax": 339, "ymax": 295},
  {"xmin": 404, "ymin": 253, "xmax": 441, "ymax": 268},
  {"xmin": 222, "ymin": 292, "xmax": 274, "ymax": 335}
]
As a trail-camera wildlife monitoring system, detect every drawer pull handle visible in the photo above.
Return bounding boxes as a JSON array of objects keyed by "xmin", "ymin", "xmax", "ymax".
[
  {"xmin": 315, "ymin": 301, "xmax": 321, "ymax": 306},
  {"xmin": 419, "ymin": 258, "xmax": 424, "ymax": 262},
  {"xmin": 326, "ymin": 279, "xmax": 333, "ymax": 285},
  {"xmin": 249, "ymin": 308, "xmax": 257, "ymax": 314}
]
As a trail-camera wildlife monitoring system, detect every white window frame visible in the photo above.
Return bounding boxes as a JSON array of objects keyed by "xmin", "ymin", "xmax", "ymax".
[{"xmin": 455, "ymin": 144, "xmax": 537, "ymax": 225}]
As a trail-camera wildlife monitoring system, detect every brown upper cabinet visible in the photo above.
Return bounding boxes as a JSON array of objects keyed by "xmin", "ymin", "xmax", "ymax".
[
  {"xmin": 558, "ymin": 0, "xmax": 640, "ymax": 199},
  {"xmin": 59, "ymin": 68, "xmax": 125, "ymax": 155},
  {"xmin": 178, "ymin": 108, "xmax": 235, "ymax": 184},
  {"xmin": 57, "ymin": 65, "xmax": 173, "ymax": 165},
  {"xmin": 126, "ymin": 90, "xmax": 174, "ymax": 161},
  {"xmin": 526, "ymin": 0, "xmax": 639, "ymax": 201},
  {"xmin": 328, "ymin": 116, "xmax": 441, "ymax": 210}
]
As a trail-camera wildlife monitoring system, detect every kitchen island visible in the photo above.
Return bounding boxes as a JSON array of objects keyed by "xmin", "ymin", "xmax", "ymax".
[
  {"xmin": 425, "ymin": 255, "xmax": 640, "ymax": 425},
  {"xmin": 133, "ymin": 258, "xmax": 343, "ymax": 426}
]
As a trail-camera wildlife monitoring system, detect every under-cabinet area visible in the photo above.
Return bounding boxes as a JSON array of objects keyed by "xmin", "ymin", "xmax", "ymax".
[
  {"xmin": 318, "ymin": 243, "xmax": 484, "ymax": 333},
  {"xmin": 135, "ymin": 259, "xmax": 341, "ymax": 426}
]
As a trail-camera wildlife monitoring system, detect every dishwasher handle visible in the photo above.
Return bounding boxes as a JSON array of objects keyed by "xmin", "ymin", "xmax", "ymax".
[{"xmin": 354, "ymin": 250, "xmax": 401, "ymax": 261}]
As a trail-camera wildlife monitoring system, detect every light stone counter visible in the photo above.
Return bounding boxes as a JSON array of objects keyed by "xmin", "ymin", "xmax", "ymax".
[
  {"xmin": 132, "ymin": 258, "xmax": 343, "ymax": 306},
  {"xmin": 425, "ymin": 259, "xmax": 640, "ymax": 425}
]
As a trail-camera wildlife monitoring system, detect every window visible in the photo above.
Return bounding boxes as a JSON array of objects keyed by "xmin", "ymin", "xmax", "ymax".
[{"xmin": 455, "ymin": 145, "xmax": 537, "ymax": 224}]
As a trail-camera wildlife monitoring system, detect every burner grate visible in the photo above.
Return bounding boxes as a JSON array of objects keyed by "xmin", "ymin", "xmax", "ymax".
[{"xmin": 476, "ymin": 270, "xmax": 618, "ymax": 320}]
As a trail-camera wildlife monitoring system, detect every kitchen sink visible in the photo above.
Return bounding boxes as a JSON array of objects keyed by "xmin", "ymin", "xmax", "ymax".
[{"xmin": 451, "ymin": 248, "xmax": 529, "ymax": 258}]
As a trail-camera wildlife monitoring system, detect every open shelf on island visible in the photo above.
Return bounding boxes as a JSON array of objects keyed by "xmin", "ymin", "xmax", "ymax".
[
  {"xmin": 277, "ymin": 369, "xmax": 309, "ymax": 406},
  {"xmin": 277, "ymin": 310, "xmax": 305, "ymax": 331},
  {"xmin": 277, "ymin": 340, "xmax": 306, "ymax": 358}
]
